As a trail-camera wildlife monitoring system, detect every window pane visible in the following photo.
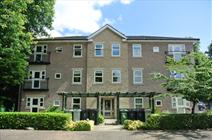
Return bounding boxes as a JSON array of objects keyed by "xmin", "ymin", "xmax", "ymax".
[
  {"xmin": 135, "ymin": 105, "xmax": 142, "ymax": 108},
  {"xmin": 95, "ymin": 44, "xmax": 103, "ymax": 56},
  {"xmin": 74, "ymin": 77, "xmax": 81, "ymax": 82},
  {"xmin": 36, "ymin": 46, "xmax": 42, "ymax": 52},
  {"xmin": 74, "ymin": 46, "xmax": 82, "ymax": 56},
  {"xmin": 135, "ymin": 77, "xmax": 141, "ymax": 82},
  {"xmin": 73, "ymin": 105, "xmax": 80, "ymax": 109},
  {"xmin": 135, "ymin": 70, "xmax": 141, "ymax": 76},
  {"xmin": 95, "ymin": 77, "xmax": 102, "ymax": 82},
  {"xmin": 73, "ymin": 98, "xmax": 80, "ymax": 103},
  {"xmin": 32, "ymin": 99, "xmax": 38, "ymax": 105},
  {"xmin": 136, "ymin": 98, "xmax": 142, "ymax": 104},
  {"xmin": 33, "ymin": 80, "xmax": 40, "ymax": 88},
  {"xmin": 112, "ymin": 44, "xmax": 120, "ymax": 56},
  {"xmin": 133, "ymin": 45, "xmax": 141, "ymax": 56},
  {"xmin": 34, "ymin": 72, "xmax": 40, "ymax": 78},
  {"xmin": 95, "ymin": 71, "xmax": 102, "ymax": 76}
]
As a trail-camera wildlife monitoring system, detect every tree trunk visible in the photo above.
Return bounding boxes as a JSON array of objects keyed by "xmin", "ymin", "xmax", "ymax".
[{"xmin": 191, "ymin": 101, "xmax": 196, "ymax": 114}]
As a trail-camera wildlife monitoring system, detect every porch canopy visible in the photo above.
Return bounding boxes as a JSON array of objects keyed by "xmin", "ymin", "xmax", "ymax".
[{"xmin": 58, "ymin": 92, "xmax": 161, "ymax": 118}]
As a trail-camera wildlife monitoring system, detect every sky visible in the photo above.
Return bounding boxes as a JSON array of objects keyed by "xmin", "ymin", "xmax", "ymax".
[{"xmin": 51, "ymin": 0, "xmax": 212, "ymax": 52}]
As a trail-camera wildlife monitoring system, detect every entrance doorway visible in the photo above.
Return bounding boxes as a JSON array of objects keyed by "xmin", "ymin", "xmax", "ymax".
[{"xmin": 101, "ymin": 98, "xmax": 115, "ymax": 119}]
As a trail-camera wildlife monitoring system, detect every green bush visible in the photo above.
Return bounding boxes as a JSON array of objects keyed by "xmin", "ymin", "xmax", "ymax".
[
  {"xmin": 98, "ymin": 113, "xmax": 104, "ymax": 124},
  {"xmin": 145, "ymin": 113, "xmax": 212, "ymax": 130},
  {"xmin": 123, "ymin": 120, "xmax": 144, "ymax": 130},
  {"xmin": 0, "ymin": 112, "xmax": 71, "ymax": 130},
  {"xmin": 67, "ymin": 120, "xmax": 94, "ymax": 131}
]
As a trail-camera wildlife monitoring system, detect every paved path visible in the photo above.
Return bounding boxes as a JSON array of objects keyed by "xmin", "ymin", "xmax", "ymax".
[{"xmin": 1, "ymin": 129, "xmax": 212, "ymax": 140}]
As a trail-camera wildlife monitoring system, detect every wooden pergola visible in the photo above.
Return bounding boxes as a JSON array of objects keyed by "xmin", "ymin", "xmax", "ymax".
[{"xmin": 58, "ymin": 92, "xmax": 161, "ymax": 119}]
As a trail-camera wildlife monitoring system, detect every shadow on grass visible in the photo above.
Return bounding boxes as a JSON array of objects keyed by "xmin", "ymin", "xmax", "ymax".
[{"xmin": 132, "ymin": 130, "xmax": 210, "ymax": 140}]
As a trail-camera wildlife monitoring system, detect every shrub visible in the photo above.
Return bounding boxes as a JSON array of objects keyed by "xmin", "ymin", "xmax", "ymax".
[
  {"xmin": 145, "ymin": 113, "xmax": 212, "ymax": 130},
  {"xmin": 123, "ymin": 120, "xmax": 144, "ymax": 130},
  {"xmin": 98, "ymin": 113, "xmax": 104, "ymax": 124},
  {"xmin": 67, "ymin": 120, "xmax": 94, "ymax": 131},
  {"xmin": 0, "ymin": 112, "xmax": 71, "ymax": 130}
]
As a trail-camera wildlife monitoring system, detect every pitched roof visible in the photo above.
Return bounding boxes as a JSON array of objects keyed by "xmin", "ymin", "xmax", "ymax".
[
  {"xmin": 127, "ymin": 36, "xmax": 199, "ymax": 41},
  {"xmin": 35, "ymin": 24, "xmax": 199, "ymax": 41},
  {"xmin": 87, "ymin": 24, "xmax": 127, "ymax": 39}
]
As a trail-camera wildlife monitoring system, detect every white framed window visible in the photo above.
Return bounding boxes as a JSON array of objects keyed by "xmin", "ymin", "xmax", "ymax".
[
  {"xmin": 55, "ymin": 47, "xmax": 63, "ymax": 53},
  {"xmin": 168, "ymin": 44, "xmax": 186, "ymax": 62},
  {"xmin": 132, "ymin": 44, "xmax": 142, "ymax": 57},
  {"xmin": 54, "ymin": 73, "xmax": 61, "ymax": 79},
  {"xmin": 94, "ymin": 70, "xmax": 103, "ymax": 84},
  {"xmin": 133, "ymin": 68, "xmax": 143, "ymax": 84},
  {"xmin": 112, "ymin": 69, "xmax": 121, "ymax": 83},
  {"xmin": 28, "ymin": 70, "xmax": 46, "ymax": 89},
  {"xmin": 33, "ymin": 45, "xmax": 47, "ymax": 54},
  {"xmin": 72, "ymin": 69, "xmax": 82, "ymax": 84},
  {"xmin": 112, "ymin": 43, "xmax": 120, "ymax": 57},
  {"xmin": 134, "ymin": 97, "xmax": 143, "ymax": 108},
  {"xmin": 53, "ymin": 100, "xmax": 61, "ymax": 107},
  {"xmin": 172, "ymin": 96, "xmax": 190, "ymax": 108},
  {"xmin": 155, "ymin": 100, "xmax": 162, "ymax": 106},
  {"xmin": 26, "ymin": 97, "xmax": 44, "ymax": 109},
  {"xmin": 153, "ymin": 46, "xmax": 160, "ymax": 52},
  {"xmin": 73, "ymin": 44, "xmax": 82, "ymax": 57},
  {"xmin": 72, "ymin": 97, "xmax": 81, "ymax": 109},
  {"xmin": 95, "ymin": 43, "xmax": 104, "ymax": 57}
]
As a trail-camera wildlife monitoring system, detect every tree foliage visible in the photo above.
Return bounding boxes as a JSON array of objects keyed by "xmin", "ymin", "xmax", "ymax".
[
  {"xmin": 0, "ymin": 0, "xmax": 55, "ymax": 90},
  {"xmin": 207, "ymin": 42, "xmax": 212, "ymax": 58},
  {"xmin": 153, "ymin": 44, "xmax": 212, "ymax": 113}
]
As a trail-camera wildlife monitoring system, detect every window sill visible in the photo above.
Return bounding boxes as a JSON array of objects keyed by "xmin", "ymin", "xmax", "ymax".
[
  {"xmin": 73, "ymin": 56, "xmax": 83, "ymax": 58},
  {"xmin": 72, "ymin": 83, "xmax": 82, "ymax": 85}
]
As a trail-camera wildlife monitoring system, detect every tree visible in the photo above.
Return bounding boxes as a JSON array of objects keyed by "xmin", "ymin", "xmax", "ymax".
[
  {"xmin": 207, "ymin": 42, "xmax": 212, "ymax": 58},
  {"xmin": 0, "ymin": 0, "xmax": 55, "ymax": 90},
  {"xmin": 153, "ymin": 47, "xmax": 212, "ymax": 114}
]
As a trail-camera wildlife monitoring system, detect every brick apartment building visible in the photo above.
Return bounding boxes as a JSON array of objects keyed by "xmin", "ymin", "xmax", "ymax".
[{"xmin": 21, "ymin": 24, "xmax": 199, "ymax": 118}]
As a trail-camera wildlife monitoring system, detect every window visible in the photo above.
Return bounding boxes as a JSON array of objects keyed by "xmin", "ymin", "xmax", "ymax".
[
  {"xmin": 112, "ymin": 43, "xmax": 120, "ymax": 57},
  {"xmin": 170, "ymin": 71, "xmax": 184, "ymax": 79},
  {"xmin": 112, "ymin": 69, "xmax": 121, "ymax": 83},
  {"xmin": 168, "ymin": 44, "xmax": 186, "ymax": 62},
  {"xmin": 26, "ymin": 97, "xmax": 44, "ymax": 108},
  {"xmin": 172, "ymin": 96, "xmax": 190, "ymax": 108},
  {"xmin": 73, "ymin": 44, "xmax": 82, "ymax": 57},
  {"xmin": 72, "ymin": 69, "xmax": 82, "ymax": 84},
  {"xmin": 133, "ymin": 68, "xmax": 143, "ymax": 84},
  {"xmin": 53, "ymin": 100, "xmax": 61, "ymax": 107},
  {"xmin": 95, "ymin": 43, "xmax": 104, "ymax": 56},
  {"xmin": 34, "ymin": 45, "xmax": 47, "ymax": 54},
  {"xmin": 94, "ymin": 70, "xmax": 103, "ymax": 84},
  {"xmin": 134, "ymin": 97, "xmax": 143, "ymax": 108},
  {"xmin": 153, "ymin": 46, "xmax": 159, "ymax": 52},
  {"xmin": 72, "ymin": 97, "xmax": 81, "ymax": 109},
  {"xmin": 55, "ymin": 47, "xmax": 63, "ymax": 53},
  {"xmin": 55, "ymin": 73, "xmax": 61, "ymax": 79},
  {"xmin": 29, "ymin": 70, "xmax": 46, "ymax": 89},
  {"xmin": 155, "ymin": 100, "xmax": 162, "ymax": 106},
  {"xmin": 132, "ymin": 44, "xmax": 142, "ymax": 57}
]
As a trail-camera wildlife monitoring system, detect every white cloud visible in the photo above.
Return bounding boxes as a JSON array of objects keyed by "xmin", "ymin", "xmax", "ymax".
[
  {"xmin": 50, "ymin": 0, "xmax": 134, "ymax": 37},
  {"xmin": 120, "ymin": 0, "xmax": 134, "ymax": 5}
]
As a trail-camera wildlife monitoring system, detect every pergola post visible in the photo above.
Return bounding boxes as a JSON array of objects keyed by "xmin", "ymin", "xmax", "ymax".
[
  {"xmin": 64, "ymin": 95, "xmax": 67, "ymax": 110},
  {"xmin": 97, "ymin": 93, "xmax": 100, "ymax": 113},
  {"xmin": 116, "ymin": 93, "xmax": 120, "ymax": 124},
  {"xmin": 61, "ymin": 93, "xmax": 65, "ymax": 111},
  {"xmin": 151, "ymin": 96, "xmax": 155, "ymax": 113}
]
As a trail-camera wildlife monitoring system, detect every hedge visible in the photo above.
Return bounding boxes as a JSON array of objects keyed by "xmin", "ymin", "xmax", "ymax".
[
  {"xmin": 145, "ymin": 113, "xmax": 212, "ymax": 130},
  {"xmin": 0, "ymin": 112, "xmax": 71, "ymax": 130},
  {"xmin": 67, "ymin": 120, "xmax": 94, "ymax": 131}
]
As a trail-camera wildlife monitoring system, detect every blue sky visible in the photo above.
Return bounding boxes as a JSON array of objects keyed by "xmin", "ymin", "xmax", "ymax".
[{"xmin": 53, "ymin": 0, "xmax": 211, "ymax": 52}]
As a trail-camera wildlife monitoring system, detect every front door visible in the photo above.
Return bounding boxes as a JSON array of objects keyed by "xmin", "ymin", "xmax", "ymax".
[
  {"xmin": 30, "ymin": 98, "xmax": 39, "ymax": 112},
  {"xmin": 102, "ymin": 98, "xmax": 114, "ymax": 119}
]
